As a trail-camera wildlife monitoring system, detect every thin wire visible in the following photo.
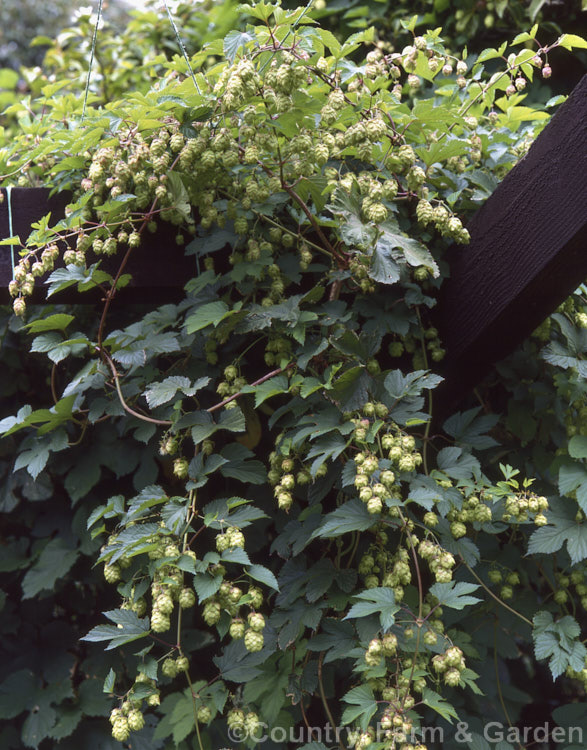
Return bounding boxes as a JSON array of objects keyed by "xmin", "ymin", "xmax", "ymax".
[
  {"xmin": 6, "ymin": 186, "xmax": 15, "ymax": 278},
  {"xmin": 82, "ymin": 0, "xmax": 104, "ymax": 121},
  {"xmin": 161, "ymin": 0, "xmax": 202, "ymax": 95}
]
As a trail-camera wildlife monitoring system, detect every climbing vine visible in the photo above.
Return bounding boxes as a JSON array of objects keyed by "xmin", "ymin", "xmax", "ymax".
[{"xmin": 0, "ymin": 2, "xmax": 586, "ymax": 749}]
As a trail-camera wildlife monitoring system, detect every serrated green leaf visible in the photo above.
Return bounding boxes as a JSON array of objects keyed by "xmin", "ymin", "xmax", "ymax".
[
  {"xmin": 312, "ymin": 499, "xmax": 374, "ymax": 538},
  {"xmin": 344, "ymin": 587, "xmax": 399, "ymax": 631},
  {"xmin": 193, "ymin": 572, "xmax": 223, "ymax": 602},
  {"xmin": 161, "ymin": 498, "xmax": 188, "ymax": 533},
  {"xmin": 421, "ymin": 686, "xmax": 459, "ymax": 723},
  {"xmin": 384, "ymin": 369, "xmax": 443, "ymax": 400},
  {"xmin": 378, "ymin": 219, "xmax": 439, "ymax": 277},
  {"xmin": 568, "ymin": 436, "xmax": 587, "ymax": 459},
  {"xmin": 436, "ymin": 446, "xmax": 480, "ymax": 480},
  {"xmin": 81, "ymin": 609, "xmax": 149, "ymax": 650},
  {"xmin": 221, "ymin": 547, "xmax": 251, "ymax": 565},
  {"xmin": 317, "ymin": 28, "xmax": 342, "ymax": 56},
  {"xmin": 22, "ymin": 706, "xmax": 57, "ymax": 749},
  {"xmin": 78, "ymin": 678, "xmax": 110, "ymax": 717},
  {"xmin": 247, "ymin": 564, "xmax": 279, "ymax": 591},
  {"xmin": 305, "ymin": 559, "xmax": 336, "ymax": 603},
  {"xmin": 552, "ymin": 702, "xmax": 587, "ymax": 729},
  {"xmin": 22, "ymin": 539, "xmax": 78, "ymax": 599},
  {"xmin": 247, "ymin": 374, "xmax": 289, "ymax": 408},
  {"xmin": 341, "ymin": 684, "xmax": 377, "ymax": 729},
  {"xmin": 328, "ymin": 187, "xmax": 376, "ymax": 248},
  {"xmin": 219, "ymin": 443, "xmax": 266, "ymax": 484},
  {"xmin": 144, "ymin": 375, "xmax": 210, "ymax": 408},
  {"xmin": 307, "ymin": 619, "xmax": 356, "ymax": 663},
  {"xmin": 528, "ymin": 509, "xmax": 587, "ymax": 564},
  {"xmin": 558, "ymin": 33, "xmax": 587, "ymax": 50},
  {"xmin": 429, "ymin": 581, "xmax": 482, "ymax": 610},
  {"xmin": 329, "ymin": 366, "xmax": 371, "ymax": 412},
  {"xmin": 533, "ymin": 611, "xmax": 586, "ymax": 679},
  {"xmin": 47, "ymin": 706, "xmax": 81, "ymax": 741},
  {"xmin": 0, "ymin": 670, "xmax": 37, "ymax": 719},
  {"xmin": 443, "ymin": 407, "xmax": 499, "ymax": 450},
  {"xmin": 218, "ymin": 405, "xmax": 246, "ymax": 432},
  {"xmin": 24, "ymin": 314, "xmax": 75, "ymax": 333},
  {"xmin": 185, "ymin": 301, "xmax": 230, "ymax": 333}
]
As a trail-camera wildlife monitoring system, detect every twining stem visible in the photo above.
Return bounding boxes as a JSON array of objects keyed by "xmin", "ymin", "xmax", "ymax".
[
  {"xmin": 207, "ymin": 364, "xmax": 294, "ymax": 414},
  {"xmin": 99, "ymin": 347, "xmax": 173, "ymax": 425},
  {"xmin": 415, "ymin": 307, "xmax": 433, "ymax": 475},
  {"xmin": 299, "ymin": 698, "xmax": 317, "ymax": 739},
  {"xmin": 493, "ymin": 625, "xmax": 524, "ymax": 750},
  {"xmin": 317, "ymin": 652, "xmax": 346, "ymax": 750},
  {"xmin": 100, "ymin": 346, "xmax": 294, "ymax": 427},
  {"xmin": 464, "ymin": 560, "xmax": 533, "ymax": 626},
  {"xmin": 282, "ymin": 182, "xmax": 345, "ymax": 264},
  {"xmin": 399, "ymin": 511, "xmax": 424, "ymax": 707},
  {"xmin": 184, "ymin": 669, "xmax": 204, "ymax": 750}
]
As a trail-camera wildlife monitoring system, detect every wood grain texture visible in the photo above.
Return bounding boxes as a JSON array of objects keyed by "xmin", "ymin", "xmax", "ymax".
[{"xmin": 432, "ymin": 74, "xmax": 587, "ymax": 416}]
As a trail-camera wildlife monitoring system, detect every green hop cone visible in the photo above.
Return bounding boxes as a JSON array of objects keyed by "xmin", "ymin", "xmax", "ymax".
[
  {"xmin": 162, "ymin": 658, "xmax": 178, "ymax": 678},
  {"xmin": 247, "ymin": 612, "xmax": 265, "ymax": 632},
  {"xmin": 127, "ymin": 709, "xmax": 145, "ymax": 732},
  {"xmin": 111, "ymin": 717, "xmax": 130, "ymax": 742},
  {"xmin": 244, "ymin": 629, "xmax": 264, "ymax": 652},
  {"xmin": 197, "ymin": 705, "xmax": 212, "ymax": 724},
  {"xmin": 103, "ymin": 563, "xmax": 121, "ymax": 583},
  {"xmin": 155, "ymin": 594, "xmax": 174, "ymax": 615},
  {"xmin": 203, "ymin": 600, "xmax": 221, "ymax": 626},
  {"xmin": 248, "ymin": 587, "xmax": 263, "ymax": 608},
  {"xmin": 179, "ymin": 588, "xmax": 196, "ymax": 609},
  {"xmin": 227, "ymin": 708, "xmax": 246, "ymax": 729},
  {"xmin": 244, "ymin": 712, "xmax": 261, "ymax": 736},
  {"xmin": 230, "ymin": 618, "xmax": 246, "ymax": 639},
  {"xmin": 151, "ymin": 610, "xmax": 171, "ymax": 633},
  {"xmin": 444, "ymin": 667, "xmax": 461, "ymax": 687}
]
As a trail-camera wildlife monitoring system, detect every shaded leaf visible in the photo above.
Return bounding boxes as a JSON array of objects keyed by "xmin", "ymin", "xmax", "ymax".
[
  {"xmin": 312, "ymin": 499, "xmax": 375, "ymax": 539},
  {"xmin": 22, "ymin": 539, "xmax": 78, "ymax": 599}
]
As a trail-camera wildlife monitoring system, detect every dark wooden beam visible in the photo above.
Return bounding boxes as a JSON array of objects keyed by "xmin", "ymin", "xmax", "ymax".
[
  {"xmin": 0, "ymin": 187, "xmax": 195, "ymax": 303},
  {"xmin": 432, "ymin": 74, "xmax": 587, "ymax": 416}
]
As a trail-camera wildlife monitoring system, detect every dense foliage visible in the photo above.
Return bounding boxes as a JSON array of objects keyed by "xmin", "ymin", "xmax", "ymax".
[
  {"xmin": 0, "ymin": 2, "xmax": 586, "ymax": 749},
  {"xmin": 0, "ymin": 0, "xmax": 135, "ymax": 70}
]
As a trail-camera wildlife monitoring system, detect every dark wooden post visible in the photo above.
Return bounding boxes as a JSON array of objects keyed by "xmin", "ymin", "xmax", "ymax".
[
  {"xmin": 432, "ymin": 74, "xmax": 587, "ymax": 415},
  {"xmin": 0, "ymin": 188, "xmax": 70, "ymax": 289}
]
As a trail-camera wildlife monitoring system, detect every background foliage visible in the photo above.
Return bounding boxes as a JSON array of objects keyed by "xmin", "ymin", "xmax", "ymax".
[{"xmin": 0, "ymin": 2, "xmax": 586, "ymax": 750}]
